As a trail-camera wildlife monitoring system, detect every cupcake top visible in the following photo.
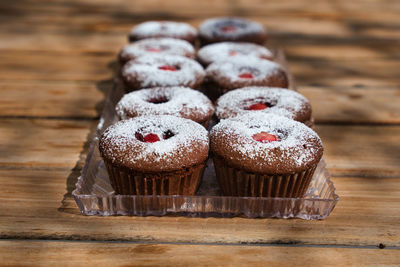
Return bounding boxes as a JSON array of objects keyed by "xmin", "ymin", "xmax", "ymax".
[
  {"xmin": 215, "ymin": 87, "xmax": 311, "ymax": 123},
  {"xmin": 197, "ymin": 42, "xmax": 273, "ymax": 66},
  {"xmin": 100, "ymin": 115, "xmax": 209, "ymax": 172},
  {"xmin": 205, "ymin": 57, "xmax": 288, "ymax": 91},
  {"xmin": 129, "ymin": 21, "xmax": 197, "ymax": 43},
  {"xmin": 210, "ymin": 113, "xmax": 323, "ymax": 174},
  {"xmin": 119, "ymin": 38, "xmax": 195, "ymax": 64},
  {"xmin": 116, "ymin": 86, "xmax": 214, "ymax": 124},
  {"xmin": 198, "ymin": 17, "xmax": 267, "ymax": 45},
  {"xmin": 122, "ymin": 55, "xmax": 205, "ymax": 91}
]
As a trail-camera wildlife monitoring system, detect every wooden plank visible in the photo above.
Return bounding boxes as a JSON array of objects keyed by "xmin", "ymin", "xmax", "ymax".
[
  {"xmin": 0, "ymin": 51, "xmax": 399, "ymax": 91},
  {"xmin": 0, "ymin": 74, "xmax": 398, "ymax": 123},
  {"xmin": 1, "ymin": 0, "xmax": 399, "ymax": 22},
  {"xmin": 0, "ymin": 240, "xmax": 399, "ymax": 266},
  {"xmin": 0, "ymin": 119, "xmax": 96, "ymax": 169},
  {"xmin": 289, "ymin": 59, "xmax": 400, "ymax": 89},
  {"xmin": 0, "ymin": 170, "xmax": 400, "ymax": 246},
  {"xmin": 284, "ymin": 44, "xmax": 400, "ymax": 60},
  {"xmin": 299, "ymin": 87, "xmax": 400, "ymax": 124},
  {"xmin": 1, "ymin": 82, "xmax": 399, "ymax": 124},
  {"xmin": 1, "ymin": 119, "xmax": 399, "ymax": 174},
  {"xmin": 0, "ymin": 52, "xmax": 114, "ymax": 82},
  {"xmin": 0, "ymin": 80, "xmax": 107, "ymax": 118},
  {"xmin": 0, "ymin": 17, "xmax": 399, "ymax": 53},
  {"xmin": 316, "ymin": 125, "xmax": 400, "ymax": 176}
]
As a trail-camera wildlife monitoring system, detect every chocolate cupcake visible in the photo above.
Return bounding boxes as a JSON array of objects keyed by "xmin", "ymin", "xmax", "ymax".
[
  {"xmin": 99, "ymin": 115, "xmax": 209, "ymax": 195},
  {"xmin": 116, "ymin": 86, "xmax": 215, "ymax": 128},
  {"xmin": 210, "ymin": 113, "xmax": 323, "ymax": 198},
  {"xmin": 119, "ymin": 38, "xmax": 195, "ymax": 65},
  {"xmin": 215, "ymin": 86, "xmax": 313, "ymax": 127},
  {"xmin": 121, "ymin": 55, "xmax": 205, "ymax": 92},
  {"xmin": 197, "ymin": 42, "xmax": 273, "ymax": 66},
  {"xmin": 205, "ymin": 57, "xmax": 288, "ymax": 96},
  {"xmin": 129, "ymin": 21, "xmax": 197, "ymax": 44},
  {"xmin": 198, "ymin": 17, "xmax": 267, "ymax": 46}
]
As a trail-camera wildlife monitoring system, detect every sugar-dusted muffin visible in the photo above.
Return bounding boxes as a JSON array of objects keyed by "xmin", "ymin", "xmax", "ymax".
[
  {"xmin": 99, "ymin": 115, "xmax": 209, "ymax": 195},
  {"xmin": 215, "ymin": 86, "xmax": 313, "ymax": 127},
  {"xmin": 205, "ymin": 57, "xmax": 288, "ymax": 95},
  {"xmin": 121, "ymin": 55, "xmax": 205, "ymax": 92},
  {"xmin": 129, "ymin": 21, "xmax": 197, "ymax": 44},
  {"xmin": 119, "ymin": 38, "xmax": 195, "ymax": 64},
  {"xmin": 116, "ymin": 86, "xmax": 214, "ymax": 128},
  {"xmin": 197, "ymin": 42, "xmax": 273, "ymax": 66},
  {"xmin": 210, "ymin": 113, "xmax": 323, "ymax": 197},
  {"xmin": 198, "ymin": 17, "xmax": 267, "ymax": 46}
]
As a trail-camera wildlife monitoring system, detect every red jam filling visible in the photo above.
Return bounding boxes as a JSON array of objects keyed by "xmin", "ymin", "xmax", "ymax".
[
  {"xmin": 159, "ymin": 65, "xmax": 178, "ymax": 71},
  {"xmin": 246, "ymin": 103, "xmax": 268, "ymax": 110},
  {"xmin": 146, "ymin": 47, "xmax": 162, "ymax": 53},
  {"xmin": 229, "ymin": 51, "xmax": 238, "ymax": 56},
  {"xmin": 143, "ymin": 133, "xmax": 160, "ymax": 143},
  {"xmin": 252, "ymin": 132, "xmax": 278, "ymax": 143},
  {"xmin": 220, "ymin": 26, "xmax": 237, "ymax": 32},
  {"xmin": 238, "ymin": 72, "xmax": 253, "ymax": 79}
]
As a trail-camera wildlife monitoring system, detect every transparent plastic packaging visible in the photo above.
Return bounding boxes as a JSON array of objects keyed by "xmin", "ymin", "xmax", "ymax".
[{"xmin": 73, "ymin": 50, "xmax": 339, "ymax": 219}]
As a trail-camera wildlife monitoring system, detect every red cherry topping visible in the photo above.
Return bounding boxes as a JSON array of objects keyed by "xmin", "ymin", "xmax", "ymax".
[
  {"xmin": 146, "ymin": 47, "xmax": 162, "ymax": 52},
  {"xmin": 229, "ymin": 50, "xmax": 238, "ymax": 56},
  {"xmin": 159, "ymin": 65, "xmax": 178, "ymax": 71},
  {"xmin": 143, "ymin": 133, "xmax": 160, "ymax": 143},
  {"xmin": 252, "ymin": 132, "xmax": 278, "ymax": 143},
  {"xmin": 238, "ymin": 72, "xmax": 253, "ymax": 79},
  {"xmin": 221, "ymin": 26, "xmax": 237, "ymax": 32},
  {"xmin": 246, "ymin": 103, "xmax": 267, "ymax": 110}
]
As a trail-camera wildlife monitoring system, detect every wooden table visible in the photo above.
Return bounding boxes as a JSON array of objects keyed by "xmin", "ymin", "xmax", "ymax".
[{"xmin": 1, "ymin": 0, "xmax": 399, "ymax": 265}]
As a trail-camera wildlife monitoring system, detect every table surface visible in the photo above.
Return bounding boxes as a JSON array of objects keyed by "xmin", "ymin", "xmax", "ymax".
[{"xmin": 1, "ymin": 0, "xmax": 400, "ymax": 266}]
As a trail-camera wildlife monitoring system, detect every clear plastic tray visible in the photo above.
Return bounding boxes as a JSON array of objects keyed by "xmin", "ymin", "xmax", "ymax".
[{"xmin": 73, "ymin": 50, "xmax": 339, "ymax": 219}]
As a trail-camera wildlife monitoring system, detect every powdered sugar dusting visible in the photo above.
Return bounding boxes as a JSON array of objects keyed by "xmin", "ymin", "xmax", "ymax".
[
  {"xmin": 199, "ymin": 17, "xmax": 266, "ymax": 39},
  {"xmin": 116, "ymin": 86, "xmax": 214, "ymax": 122},
  {"xmin": 130, "ymin": 21, "xmax": 196, "ymax": 39},
  {"xmin": 120, "ymin": 38, "xmax": 195, "ymax": 62},
  {"xmin": 198, "ymin": 42, "xmax": 273, "ymax": 66},
  {"xmin": 216, "ymin": 86, "xmax": 309, "ymax": 120},
  {"xmin": 211, "ymin": 113, "xmax": 323, "ymax": 172},
  {"xmin": 122, "ymin": 55, "xmax": 205, "ymax": 88},
  {"xmin": 206, "ymin": 56, "xmax": 282, "ymax": 82},
  {"xmin": 100, "ymin": 115, "xmax": 209, "ymax": 171}
]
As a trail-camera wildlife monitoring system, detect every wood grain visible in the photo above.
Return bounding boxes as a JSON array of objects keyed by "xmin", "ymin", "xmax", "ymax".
[
  {"xmin": 1, "ymin": 169, "xmax": 400, "ymax": 247},
  {"xmin": 0, "ymin": 119, "xmax": 96, "ymax": 169},
  {"xmin": 1, "ymin": 119, "xmax": 399, "ymax": 175},
  {"xmin": 316, "ymin": 125, "xmax": 400, "ymax": 177},
  {"xmin": 0, "ymin": 80, "xmax": 107, "ymax": 118},
  {"xmin": 300, "ymin": 87, "xmax": 400, "ymax": 124},
  {"xmin": 1, "ymin": 0, "xmax": 400, "ymax": 263},
  {"xmin": 1, "ymin": 82, "xmax": 399, "ymax": 124},
  {"xmin": 0, "ymin": 51, "xmax": 398, "ymax": 93},
  {"xmin": 0, "ymin": 240, "xmax": 399, "ymax": 267}
]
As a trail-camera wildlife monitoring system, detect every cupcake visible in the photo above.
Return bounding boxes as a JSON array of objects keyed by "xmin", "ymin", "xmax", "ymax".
[
  {"xmin": 119, "ymin": 38, "xmax": 195, "ymax": 65},
  {"xmin": 121, "ymin": 55, "xmax": 205, "ymax": 92},
  {"xmin": 205, "ymin": 57, "xmax": 288, "ymax": 96},
  {"xmin": 128, "ymin": 21, "xmax": 197, "ymax": 44},
  {"xmin": 116, "ymin": 86, "xmax": 215, "ymax": 128},
  {"xmin": 198, "ymin": 17, "xmax": 267, "ymax": 46},
  {"xmin": 210, "ymin": 113, "xmax": 323, "ymax": 197},
  {"xmin": 99, "ymin": 115, "xmax": 209, "ymax": 195},
  {"xmin": 215, "ymin": 86, "xmax": 313, "ymax": 127},
  {"xmin": 197, "ymin": 42, "xmax": 273, "ymax": 66}
]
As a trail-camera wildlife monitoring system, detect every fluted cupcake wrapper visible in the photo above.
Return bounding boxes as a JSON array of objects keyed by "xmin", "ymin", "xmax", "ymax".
[
  {"xmin": 104, "ymin": 160, "xmax": 206, "ymax": 195},
  {"xmin": 213, "ymin": 156, "xmax": 318, "ymax": 198}
]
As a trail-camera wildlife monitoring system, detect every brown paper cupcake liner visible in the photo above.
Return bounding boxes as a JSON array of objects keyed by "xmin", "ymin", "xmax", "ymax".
[
  {"xmin": 213, "ymin": 156, "xmax": 318, "ymax": 198},
  {"xmin": 104, "ymin": 160, "xmax": 206, "ymax": 195}
]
